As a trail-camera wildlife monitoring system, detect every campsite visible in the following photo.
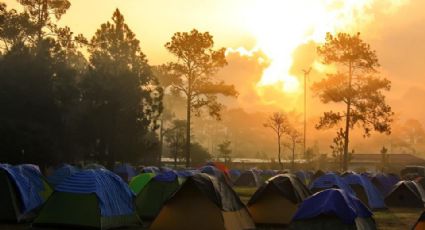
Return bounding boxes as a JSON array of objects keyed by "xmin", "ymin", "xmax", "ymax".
[
  {"xmin": 2, "ymin": 0, "xmax": 425, "ymax": 229},
  {"xmin": 1, "ymin": 163, "xmax": 425, "ymax": 229}
]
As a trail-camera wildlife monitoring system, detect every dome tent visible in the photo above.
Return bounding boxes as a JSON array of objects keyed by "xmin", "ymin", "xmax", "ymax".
[
  {"xmin": 247, "ymin": 174, "xmax": 311, "ymax": 226},
  {"xmin": 0, "ymin": 164, "xmax": 52, "ymax": 222},
  {"xmin": 371, "ymin": 173, "xmax": 399, "ymax": 196},
  {"xmin": 290, "ymin": 189, "xmax": 376, "ymax": 230},
  {"xmin": 343, "ymin": 174, "xmax": 386, "ymax": 210},
  {"xmin": 310, "ymin": 173, "xmax": 355, "ymax": 196},
  {"xmin": 385, "ymin": 180, "xmax": 425, "ymax": 208},
  {"xmin": 113, "ymin": 163, "xmax": 137, "ymax": 182},
  {"xmin": 47, "ymin": 164, "xmax": 79, "ymax": 188},
  {"xmin": 135, "ymin": 171, "xmax": 181, "ymax": 221},
  {"xmin": 129, "ymin": 173, "xmax": 155, "ymax": 194},
  {"xmin": 150, "ymin": 173, "xmax": 255, "ymax": 230},
  {"xmin": 33, "ymin": 169, "xmax": 141, "ymax": 229},
  {"xmin": 234, "ymin": 170, "xmax": 262, "ymax": 187}
]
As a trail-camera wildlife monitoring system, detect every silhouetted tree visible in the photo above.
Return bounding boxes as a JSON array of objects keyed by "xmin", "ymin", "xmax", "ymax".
[
  {"xmin": 264, "ymin": 112, "xmax": 288, "ymax": 169},
  {"xmin": 287, "ymin": 127, "xmax": 302, "ymax": 170},
  {"xmin": 165, "ymin": 120, "xmax": 186, "ymax": 167},
  {"xmin": 164, "ymin": 29, "xmax": 237, "ymax": 167},
  {"xmin": 217, "ymin": 140, "xmax": 232, "ymax": 166},
  {"xmin": 314, "ymin": 32, "xmax": 393, "ymax": 170},
  {"xmin": 80, "ymin": 9, "xmax": 163, "ymax": 167},
  {"xmin": 190, "ymin": 142, "xmax": 211, "ymax": 165}
]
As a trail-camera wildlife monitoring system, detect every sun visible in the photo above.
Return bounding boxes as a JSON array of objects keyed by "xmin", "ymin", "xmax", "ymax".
[{"xmin": 240, "ymin": 0, "xmax": 378, "ymax": 95}]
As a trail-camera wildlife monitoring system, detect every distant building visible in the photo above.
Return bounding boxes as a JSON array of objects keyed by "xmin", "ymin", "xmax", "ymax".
[{"xmin": 349, "ymin": 153, "xmax": 425, "ymax": 171}]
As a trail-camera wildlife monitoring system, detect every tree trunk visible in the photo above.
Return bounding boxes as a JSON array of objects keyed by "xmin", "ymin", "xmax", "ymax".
[
  {"xmin": 185, "ymin": 97, "xmax": 191, "ymax": 168},
  {"xmin": 159, "ymin": 119, "xmax": 164, "ymax": 166},
  {"xmin": 292, "ymin": 141, "xmax": 295, "ymax": 170},
  {"xmin": 278, "ymin": 135, "xmax": 282, "ymax": 169},
  {"xmin": 343, "ymin": 62, "xmax": 353, "ymax": 171}
]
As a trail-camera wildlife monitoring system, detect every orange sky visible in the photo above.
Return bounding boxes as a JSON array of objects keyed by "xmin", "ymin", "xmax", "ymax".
[{"xmin": 4, "ymin": 0, "xmax": 425, "ymax": 124}]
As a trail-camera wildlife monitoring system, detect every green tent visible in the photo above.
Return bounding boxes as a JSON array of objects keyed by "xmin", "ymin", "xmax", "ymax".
[
  {"xmin": 129, "ymin": 173, "xmax": 155, "ymax": 194},
  {"xmin": 33, "ymin": 169, "xmax": 141, "ymax": 230},
  {"xmin": 135, "ymin": 173, "xmax": 181, "ymax": 221}
]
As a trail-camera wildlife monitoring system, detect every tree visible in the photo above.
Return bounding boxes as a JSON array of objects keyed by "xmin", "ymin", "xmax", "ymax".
[
  {"xmin": 314, "ymin": 32, "xmax": 393, "ymax": 170},
  {"xmin": 264, "ymin": 112, "xmax": 288, "ymax": 169},
  {"xmin": 164, "ymin": 120, "xmax": 187, "ymax": 167},
  {"xmin": 17, "ymin": 0, "xmax": 71, "ymax": 42},
  {"xmin": 190, "ymin": 142, "xmax": 211, "ymax": 165},
  {"xmin": 0, "ymin": 3, "xmax": 37, "ymax": 51},
  {"xmin": 80, "ymin": 9, "xmax": 162, "ymax": 167},
  {"xmin": 287, "ymin": 127, "xmax": 302, "ymax": 170},
  {"xmin": 380, "ymin": 146, "xmax": 388, "ymax": 173},
  {"xmin": 164, "ymin": 29, "xmax": 238, "ymax": 167},
  {"xmin": 217, "ymin": 140, "xmax": 232, "ymax": 166}
]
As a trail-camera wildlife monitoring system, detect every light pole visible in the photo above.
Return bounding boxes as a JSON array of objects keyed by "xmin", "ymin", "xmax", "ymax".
[{"xmin": 302, "ymin": 67, "xmax": 311, "ymax": 161}]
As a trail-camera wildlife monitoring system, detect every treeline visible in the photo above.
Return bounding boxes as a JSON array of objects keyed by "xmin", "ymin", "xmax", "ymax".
[{"xmin": 0, "ymin": 2, "xmax": 165, "ymax": 168}]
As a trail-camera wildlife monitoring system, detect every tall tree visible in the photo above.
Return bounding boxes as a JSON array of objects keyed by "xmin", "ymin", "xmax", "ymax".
[
  {"xmin": 0, "ymin": 3, "xmax": 37, "ymax": 51},
  {"xmin": 217, "ymin": 140, "xmax": 232, "ymax": 166},
  {"xmin": 287, "ymin": 127, "xmax": 302, "ymax": 170},
  {"xmin": 314, "ymin": 32, "xmax": 393, "ymax": 170},
  {"xmin": 164, "ymin": 120, "xmax": 186, "ymax": 167},
  {"xmin": 164, "ymin": 29, "xmax": 238, "ymax": 167},
  {"xmin": 264, "ymin": 112, "xmax": 288, "ymax": 169},
  {"xmin": 17, "ymin": 0, "xmax": 71, "ymax": 42},
  {"xmin": 81, "ymin": 9, "xmax": 162, "ymax": 167}
]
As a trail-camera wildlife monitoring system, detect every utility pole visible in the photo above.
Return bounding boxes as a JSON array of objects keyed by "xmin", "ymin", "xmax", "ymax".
[{"xmin": 302, "ymin": 68, "xmax": 312, "ymax": 162}]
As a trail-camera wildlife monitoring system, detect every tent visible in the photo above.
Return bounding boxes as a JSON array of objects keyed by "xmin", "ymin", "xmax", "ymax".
[
  {"xmin": 129, "ymin": 173, "xmax": 155, "ymax": 194},
  {"xmin": 229, "ymin": 169, "xmax": 241, "ymax": 182},
  {"xmin": 33, "ymin": 169, "xmax": 140, "ymax": 229},
  {"xmin": 47, "ymin": 164, "xmax": 79, "ymax": 188},
  {"xmin": 233, "ymin": 170, "xmax": 262, "ymax": 187},
  {"xmin": 247, "ymin": 174, "xmax": 311, "ymax": 226},
  {"xmin": 385, "ymin": 180, "xmax": 425, "ymax": 208},
  {"xmin": 290, "ymin": 189, "xmax": 376, "ymax": 230},
  {"xmin": 200, "ymin": 165, "xmax": 229, "ymax": 183},
  {"xmin": 311, "ymin": 169, "xmax": 325, "ymax": 181},
  {"xmin": 206, "ymin": 162, "xmax": 230, "ymax": 175},
  {"xmin": 0, "ymin": 164, "xmax": 52, "ymax": 222},
  {"xmin": 413, "ymin": 210, "xmax": 425, "ymax": 230},
  {"xmin": 371, "ymin": 173, "xmax": 399, "ymax": 196},
  {"xmin": 343, "ymin": 174, "xmax": 386, "ymax": 210},
  {"xmin": 150, "ymin": 173, "xmax": 255, "ymax": 230},
  {"xmin": 84, "ymin": 163, "xmax": 106, "ymax": 170},
  {"xmin": 113, "ymin": 163, "xmax": 137, "ymax": 182},
  {"xmin": 142, "ymin": 166, "xmax": 160, "ymax": 174},
  {"xmin": 295, "ymin": 171, "xmax": 311, "ymax": 185},
  {"xmin": 135, "ymin": 171, "xmax": 181, "ymax": 221},
  {"xmin": 310, "ymin": 173, "xmax": 355, "ymax": 196}
]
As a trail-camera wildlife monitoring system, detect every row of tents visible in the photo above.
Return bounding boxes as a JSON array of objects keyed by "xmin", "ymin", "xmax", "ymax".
[{"xmin": 1, "ymin": 162, "xmax": 425, "ymax": 229}]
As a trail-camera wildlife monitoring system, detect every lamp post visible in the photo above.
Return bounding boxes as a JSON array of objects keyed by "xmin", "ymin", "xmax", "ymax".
[{"xmin": 302, "ymin": 68, "xmax": 312, "ymax": 161}]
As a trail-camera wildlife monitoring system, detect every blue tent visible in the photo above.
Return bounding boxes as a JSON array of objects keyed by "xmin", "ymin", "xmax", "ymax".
[
  {"xmin": 55, "ymin": 169, "xmax": 135, "ymax": 217},
  {"xmin": 200, "ymin": 165, "xmax": 225, "ymax": 179},
  {"xmin": 0, "ymin": 164, "xmax": 52, "ymax": 219},
  {"xmin": 229, "ymin": 169, "xmax": 241, "ymax": 178},
  {"xmin": 176, "ymin": 169, "xmax": 199, "ymax": 177},
  {"xmin": 372, "ymin": 173, "xmax": 400, "ymax": 196},
  {"xmin": 343, "ymin": 174, "xmax": 386, "ymax": 209},
  {"xmin": 292, "ymin": 189, "xmax": 373, "ymax": 224},
  {"xmin": 114, "ymin": 163, "xmax": 137, "ymax": 182},
  {"xmin": 47, "ymin": 164, "xmax": 80, "ymax": 188},
  {"xmin": 310, "ymin": 173, "xmax": 355, "ymax": 196},
  {"xmin": 142, "ymin": 166, "xmax": 160, "ymax": 174}
]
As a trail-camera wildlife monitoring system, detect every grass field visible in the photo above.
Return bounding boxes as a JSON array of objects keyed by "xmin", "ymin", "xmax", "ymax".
[{"xmin": 0, "ymin": 187, "xmax": 422, "ymax": 230}]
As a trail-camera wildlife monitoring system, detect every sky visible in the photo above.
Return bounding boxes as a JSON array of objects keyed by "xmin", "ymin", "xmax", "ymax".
[{"xmin": 4, "ymin": 0, "xmax": 425, "ymax": 124}]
